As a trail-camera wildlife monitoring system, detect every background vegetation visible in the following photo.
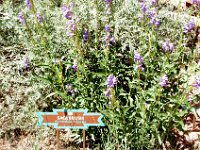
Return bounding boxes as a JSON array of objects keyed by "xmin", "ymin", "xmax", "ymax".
[{"xmin": 0, "ymin": 0, "xmax": 200, "ymax": 149}]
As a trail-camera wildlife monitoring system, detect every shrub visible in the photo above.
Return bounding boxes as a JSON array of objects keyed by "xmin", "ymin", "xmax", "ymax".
[{"xmin": 7, "ymin": 0, "xmax": 199, "ymax": 149}]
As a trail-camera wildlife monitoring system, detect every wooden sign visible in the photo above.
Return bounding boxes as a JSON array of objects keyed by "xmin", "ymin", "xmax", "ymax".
[
  {"xmin": 36, "ymin": 109, "xmax": 104, "ymax": 150},
  {"xmin": 36, "ymin": 109, "xmax": 104, "ymax": 129}
]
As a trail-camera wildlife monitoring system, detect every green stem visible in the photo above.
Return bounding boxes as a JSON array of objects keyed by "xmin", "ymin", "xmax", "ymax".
[
  {"xmin": 105, "ymin": 47, "xmax": 109, "ymax": 67},
  {"xmin": 31, "ymin": 0, "xmax": 48, "ymax": 50},
  {"xmin": 110, "ymin": 88, "xmax": 116, "ymax": 109},
  {"xmin": 24, "ymin": 20, "xmax": 35, "ymax": 46},
  {"xmin": 43, "ymin": 21, "xmax": 49, "ymax": 37},
  {"xmin": 95, "ymin": 0, "xmax": 100, "ymax": 45},
  {"xmin": 110, "ymin": 0, "xmax": 114, "ymax": 25}
]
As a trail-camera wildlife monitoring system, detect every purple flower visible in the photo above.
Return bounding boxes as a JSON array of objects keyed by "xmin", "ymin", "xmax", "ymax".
[
  {"xmin": 148, "ymin": 10, "xmax": 156, "ymax": 19},
  {"xmin": 18, "ymin": 12, "xmax": 25, "ymax": 24},
  {"xmin": 105, "ymin": 88, "xmax": 111, "ymax": 99},
  {"xmin": 154, "ymin": 20, "xmax": 160, "ymax": 27},
  {"xmin": 162, "ymin": 40, "xmax": 174, "ymax": 52},
  {"xmin": 70, "ymin": 2, "xmax": 76, "ymax": 7},
  {"xmin": 62, "ymin": 5, "xmax": 73, "ymax": 20},
  {"xmin": 36, "ymin": 12, "xmax": 43, "ymax": 23},
  {"xmin": 71, "ymin": 65, "xmax": 77, "ymax": 72},
  {"xmin": 134, "ymin": 51, "xmax": 143, "ymax": 64},
  {"xmin": 103, "ymin": 34, "xmax": 109, "ymax": 45},
  {"xmin": 66, "ymin": 84, "xmax": 75, "ymax": 96},
  {"xmin": 192, "ymin": 0, "xmax": 200, "ymax": 4},
  {"xmin": 159, "ymin": 75, "xmax": 168, "ymax": 87},
  {"xmin": 71, "ymin": 60, "xmax": 77, "ymax": 72},
  {"xmin": 83, "ymin": 28, "xmax": 89, "ymax": 42},
  {"xmin": 198, "ymin": 34, "xmax": 200, "ymax": 40},
  {"xmin": 104, "ymin": 25, "xmax": 110, "ymax": 32},
  {"xmin": 103, "ymin": 25, "xmax": 115, "ymax": 46},
  {"xmin": 23, "ymin": 57, "xmax": 30, "ymax": 69},
  {"xmin": 147, "ymin": 8, "xmax": 160, "ymax": 28},
  {"xmin": 154, "ymin": 19, "xmax": 160, "ymax": 27},
  {"xmin": 184, "ymin": 20, "xmax": 195, "ymax": 33},
  {"xmin": 105, "ymin": 74, "xmax": 117, "ymax": 100},
  {"xmin": 134, "ymin": 51, "xmax": 144, "ymax": 71},
  {"xmin": 25, "ymin": 0, "xmax": 32, "ymax": 10},
  {"xmin": 66, "ymin": 32, "xmax": 74, "ymax": 37},
  {"xmin": 105, "ymin": 0, "xmax": 112, "ymax": 14},
  {"xmin": 68, "ymin": 20, "xmax": 76, "ymax": 31},
  {"xmin": 104, "ymin": 33, "xmax": 115, "ymax": 46},
  {"xmin": 110, "ymin": 36, "xmax": 115, "ymax": 44},
  {"xmin": 140, "ymin": 2, "xmax": 148, "ymax": 13},
  {"xmin": 193, "ymin": 76, "xmax": 200, "ymax": 88},
  {"xmin": 136, "ymin": 64, "xmax": 144, "ymax": 72},
  {"xmin": 66, "ymin": 20, "xmax": 76, "ymax": 37},
  {"xmin": 105, "ymin": 0, "xmax": 111, "ymax": 8},
  {"xmin": 139, "ymin": 1, "xmax": 160, "ymax": 28},
  {"xmin": 151, "ymin": 0, "xmax": 157, "ymax": 5},
  {"xmin": 106, "ymin": 75, "xmax": 117, "ymax": 88},
  {"xmin": 66, "ymin": 84, "xmax": 72, "ymax": 91},
  {"xmin": 197, "ymin": 29, "xmax": 200, "ymax": 40},
  {"xmin": 150, "ymin": 17, "xmax": 160, "ymax": 27}
]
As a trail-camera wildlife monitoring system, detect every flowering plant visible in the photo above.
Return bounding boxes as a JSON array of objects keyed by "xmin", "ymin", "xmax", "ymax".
[{"xmin": 4, "ymin": 0, "xmax": 199, "ymax": 149}]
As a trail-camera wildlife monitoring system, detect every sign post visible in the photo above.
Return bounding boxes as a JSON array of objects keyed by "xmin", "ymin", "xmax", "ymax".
[
  {"xmin": 83, "ymin": 129, "xmax": 86, "ymax": 150},
  {"xmin": 56, "ymin": 129, "xmax": 60, "ymax": 150},
  {"xmin": 36, "ymin": 109, "xmax": 104, "ymax": 149}
]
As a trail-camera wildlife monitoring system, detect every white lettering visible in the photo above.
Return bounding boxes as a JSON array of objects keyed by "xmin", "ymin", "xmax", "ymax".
[{"xmin": 57, "ymin": 116, "xmax": 84, "ymax": 121}]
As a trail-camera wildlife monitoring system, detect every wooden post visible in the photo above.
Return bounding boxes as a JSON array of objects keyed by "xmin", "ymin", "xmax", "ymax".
[
  {"xmin": 192, "ymin": 115, "xmax": 196, "ymax": 130},
  {"xmin": 56, "ymin": 129, "xmax": 60, "ymax": 150},
  {"xmin": 83, "ymin": 129, "xmax": 86, "ymax": 150}
]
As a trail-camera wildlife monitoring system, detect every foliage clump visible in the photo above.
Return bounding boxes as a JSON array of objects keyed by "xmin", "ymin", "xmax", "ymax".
[{"xmin": 1, "ymin": 0, "xmax": 200, "ymax": 149}]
